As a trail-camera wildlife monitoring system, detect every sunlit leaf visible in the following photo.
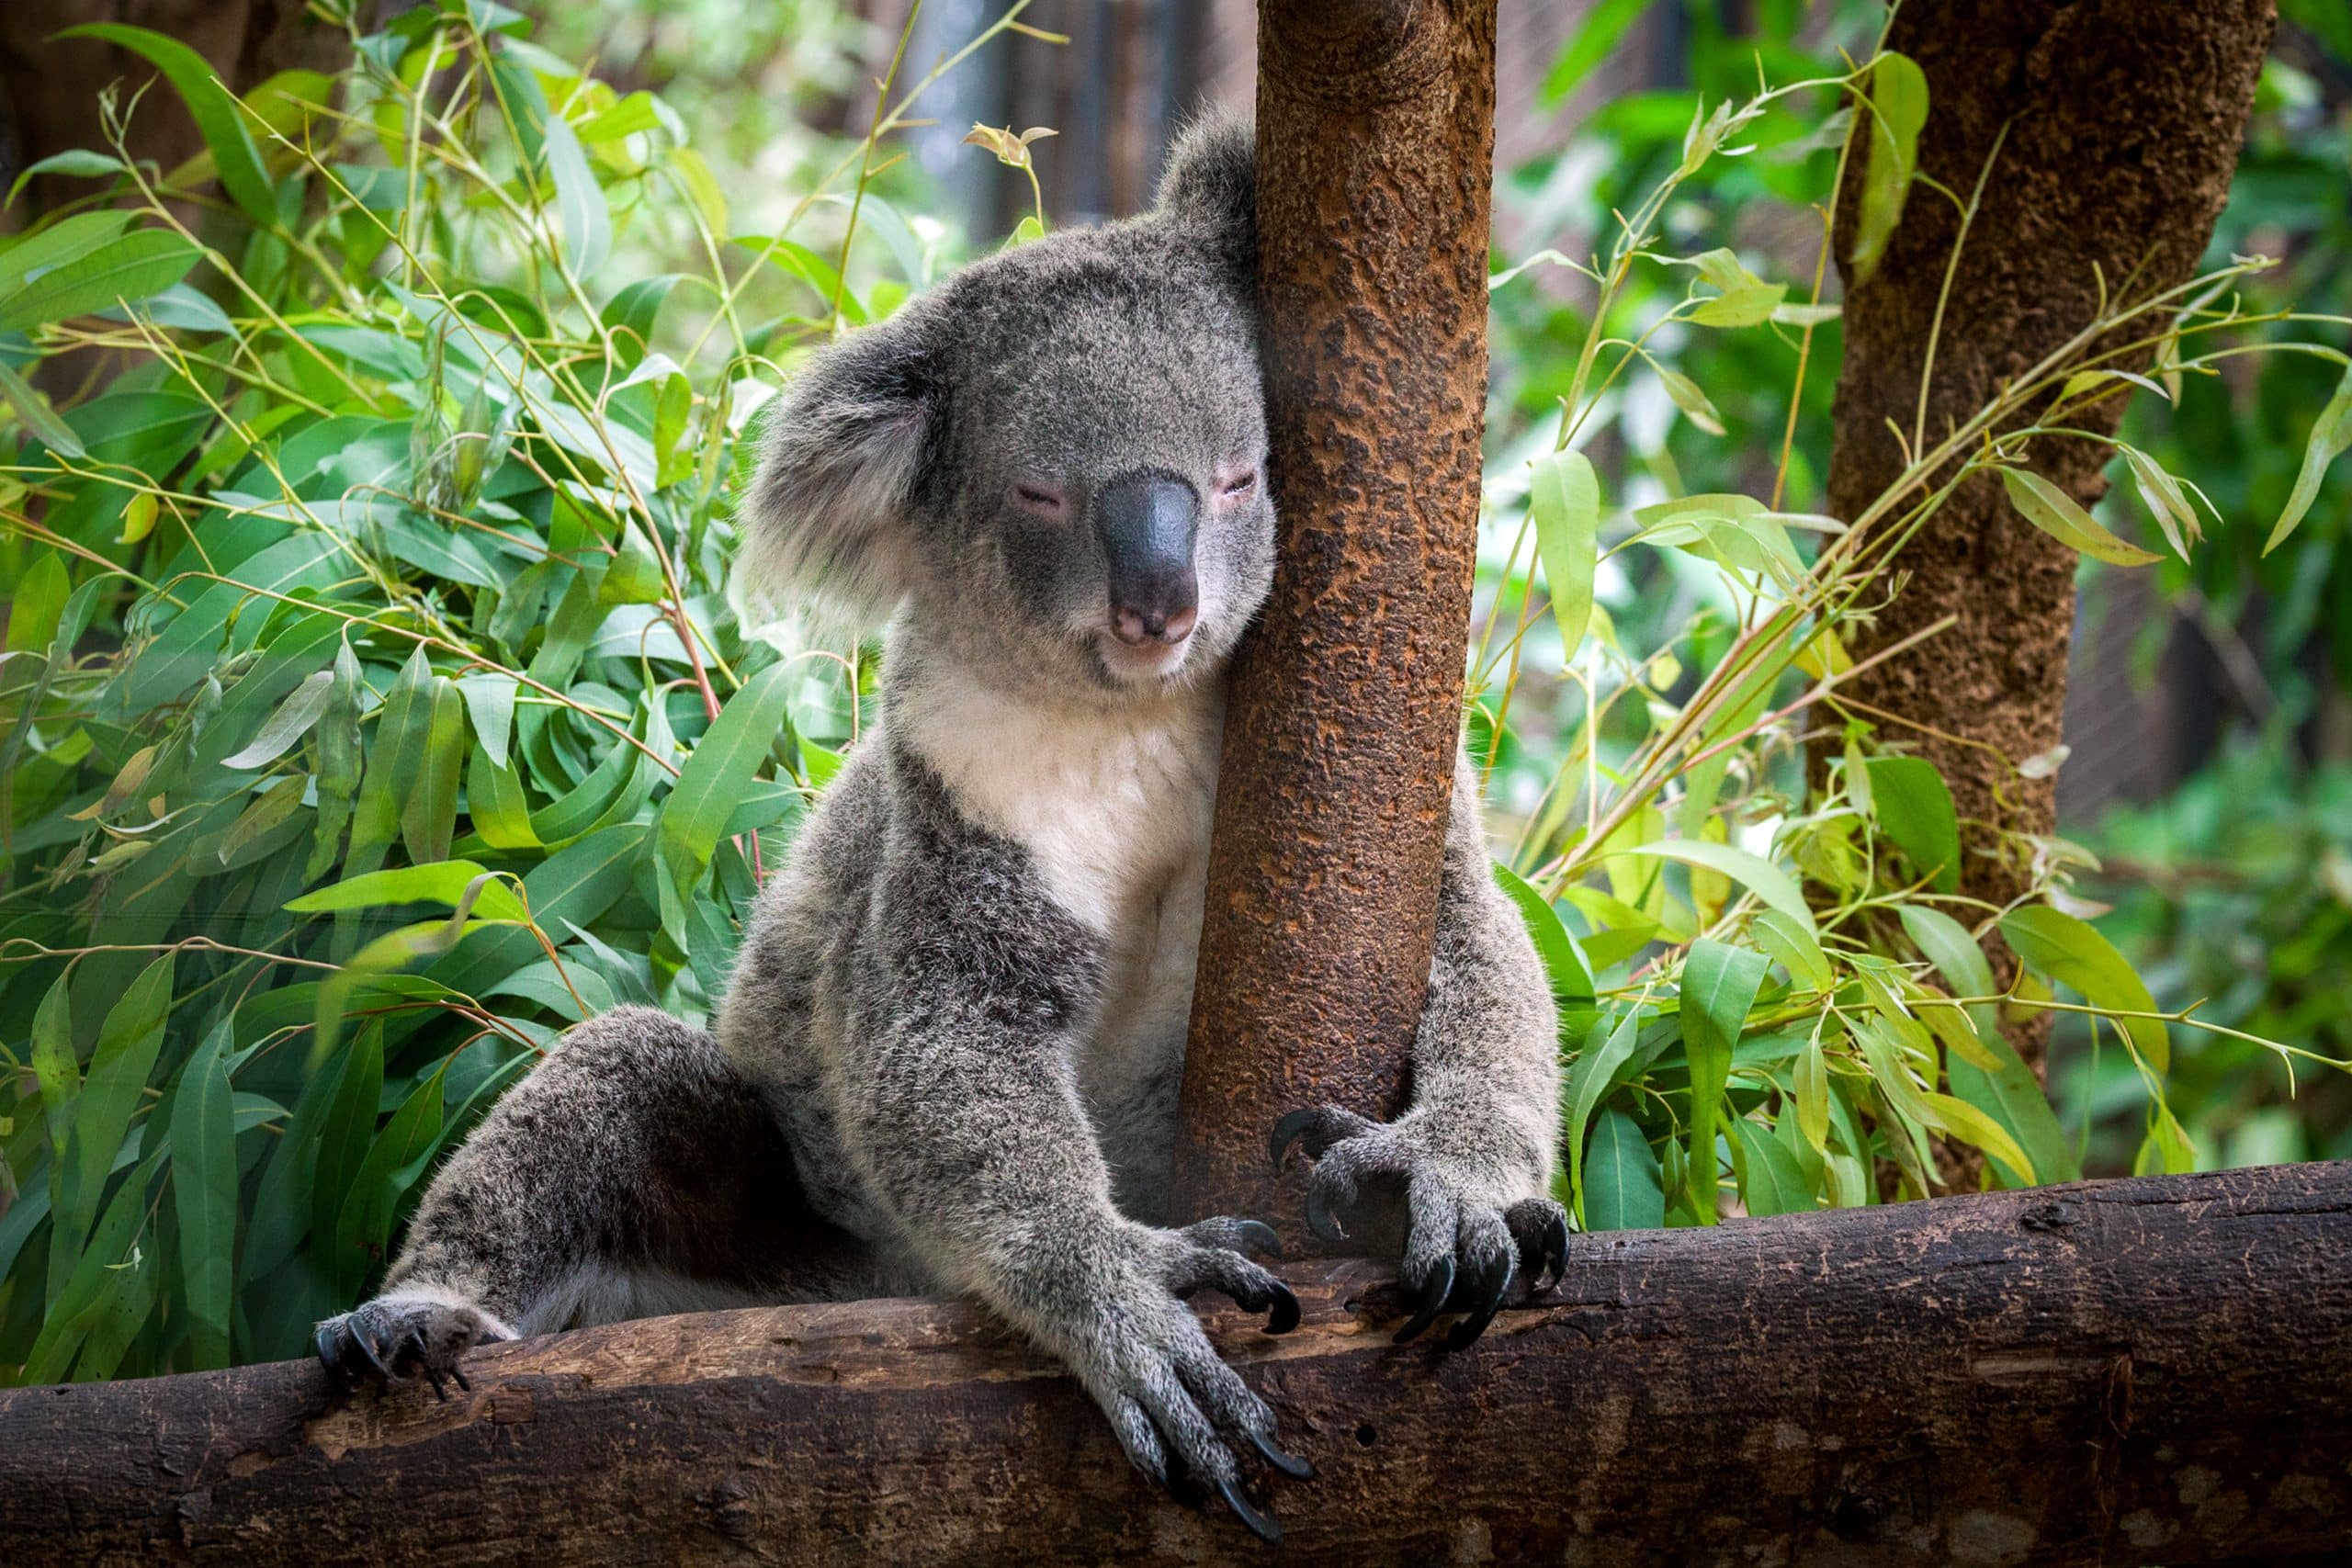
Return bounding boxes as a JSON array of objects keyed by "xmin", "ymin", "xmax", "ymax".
[
  {"xmin": 1731, "ymin": 1117, "xmax": 1813, "ymax": 1216},
  {"xmin": 541, "ymin": 114, "xmax": 612, "ymax": 280},
  {"xmin": 1864, "ymin": 755, "xmax": 1960, "ymax": 894},
  {"xmin": 1564, "ymin": 1010, "xmax": 1642, "ymax": 1228},
  {"xmin": 221, "ymin": 669, "xmax": 335, "ymax": 770},
  {"xmin": 1998, "ymin": 466, "xmax": 2161, "ymax": 567},
  {"xmin": 1631, "ymin": 840, "xmax": 1816, "ymax": 937},
  {"xmin": 1999, "ymin": 905, "xmax": 2168, "ymax": 1077},
  {"xmin": 1751, "ymin": 908, "xmax": 1831, "ymax": 992},
  {"xmin": 1678, "ymin": 939, "xmax": 1769, "ymax": 1224},
  {"xmin": 1529, "ymin": 447, "xmax": 1600, "ymax": 655},
  {"xmin": 1688, "ymin": 282, "xmax": 1787, "ymax": 327},
  {"xmin": 288, "ymin": 861, "xmax": 527, "ymax": 923},
  {"xmin": 1493, "ymin": 862, "xmax": 1595, "ymax": 1001},
  {"xmin": 1849, "ymin": 51, "xmax": 1927, "ymax": 285},
  {"xmin": 58, "ymin": 24, "xmax": 278, "ymax": 223},
  {"xmin": 2263, "ymin": 361, "xmax": 2352, "ymax": 556},
  {"xmin": 0, "ymin": 358, "xmax": 86, "ymax": 457},
  {"xmin": 0, "ymin": 230, "xmax": 201, "ymax": 332}
]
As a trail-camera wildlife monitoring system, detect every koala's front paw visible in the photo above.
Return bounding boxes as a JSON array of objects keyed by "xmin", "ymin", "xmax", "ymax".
[
  {"xmin": 1064, "ymin": 1217, "xmax": 1309, "ymax": 1543},
  {"xmin": 1272, "ymin": 1105, "xmax": 1569, "ymax": 1350},
  {"xmin": 315, "ymin": 1290, "xmax": 514, "ymax": 1400}
]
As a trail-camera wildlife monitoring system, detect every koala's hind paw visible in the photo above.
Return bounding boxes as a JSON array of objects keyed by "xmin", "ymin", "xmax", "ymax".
[
  {"xmin": 1272, "ymin": 1103, "xmax": 1565, "ymax": 1351},
  {"xmin": 315, "ymin": 1292, "xmax": 514, "ymax": 1401}
]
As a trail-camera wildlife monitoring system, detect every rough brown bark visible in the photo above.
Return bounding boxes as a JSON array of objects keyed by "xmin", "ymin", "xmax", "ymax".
[
  {"xmin": 1824, "ymin": 1, "xmax": 2273, "ymax": 1064},
  {"xmin": 1172, "ymin": 0, "xmax": 1499, "ymax": 1225},
  {"xmin": 6, "ymin": 1164, "xmax": 2350, "ymax": 1565}
]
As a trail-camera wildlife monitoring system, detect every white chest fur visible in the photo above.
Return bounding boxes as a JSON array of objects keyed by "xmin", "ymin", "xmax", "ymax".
[{"xmin": 895, "ymin": 670, "xmax": 1223, "ymax": 1167}]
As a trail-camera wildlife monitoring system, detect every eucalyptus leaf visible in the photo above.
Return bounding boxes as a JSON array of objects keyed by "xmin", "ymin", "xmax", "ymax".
[{"xmin": 1529, "ymin": 448, "xmax": 1600, "ymax": 654}]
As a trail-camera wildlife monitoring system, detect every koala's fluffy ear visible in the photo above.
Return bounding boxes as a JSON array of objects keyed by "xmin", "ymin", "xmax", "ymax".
[
  {"xmin": 737, "ymin": 306, "xmax": 938, "ymax": 625},
  {"xmin": 1154, "ymin": 108, "xmax": 1255, "ymax": 279}
]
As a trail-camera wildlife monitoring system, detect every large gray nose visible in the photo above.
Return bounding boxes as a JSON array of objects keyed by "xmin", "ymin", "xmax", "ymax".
[{"xmin": 1095, "ymin": 473, "xmax": 1199, "ymax": 646}]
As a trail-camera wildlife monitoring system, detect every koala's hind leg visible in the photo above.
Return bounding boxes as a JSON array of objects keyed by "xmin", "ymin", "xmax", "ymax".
[{"xmin": 315, "ymin": 1005, "xmax": 875, "ymax": 1395}]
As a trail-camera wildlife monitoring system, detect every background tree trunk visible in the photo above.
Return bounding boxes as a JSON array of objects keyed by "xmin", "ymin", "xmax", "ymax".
[
  {"xmin": 0, "ymin": 0, "xmax": 334, "ymax": 222},
  {"xmin": 1823, "ymin": 0, "xmax": 2273, "ymax": 1068},
  {"xmin": 6, "ymin": 1165, "xmax": 2349, "ymax": 1566},
  {"xmin": 1171, "ymin": 0, "xmax": 1499, "ymax": 1227}
]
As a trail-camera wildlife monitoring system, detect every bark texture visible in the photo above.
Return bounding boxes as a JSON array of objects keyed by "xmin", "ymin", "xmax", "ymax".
[
  {"xmin": 5, "ymin": 1164, "xmax": 2351, "ymax": 1566},
  {"xmin": 1825, "ymin": 0, "xmax": 2272, "ymax": 1050},
  {"xmin": 0, "ymin": 0, "xmax": 336, "ymax": 220},
  {"xmin": 1173, "ymin": 0, "xmax": 1500, "ymax": 1224}
]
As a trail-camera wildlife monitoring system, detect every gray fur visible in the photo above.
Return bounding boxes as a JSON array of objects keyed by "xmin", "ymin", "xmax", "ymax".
[{"xmin": 321, "ymin": 113, "xmax": 1563, "ymax": 1499}]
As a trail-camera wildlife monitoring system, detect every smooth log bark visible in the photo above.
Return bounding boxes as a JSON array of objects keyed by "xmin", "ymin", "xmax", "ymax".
[
  {"xmin": 1822, "ymin": 0, "xmax": 2272, "ymax": 1064},
  {"xmin": 6, "ymin": 1164, "xmax": 2351, "ymax": 1566},
  {"xmin": 1173, "ymin": 0, "xmax": 1500, "ymax": 1224}
]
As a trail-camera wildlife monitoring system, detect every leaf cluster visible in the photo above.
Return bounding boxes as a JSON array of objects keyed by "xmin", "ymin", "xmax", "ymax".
[{"xmin": 0, "ymin": 0, "xmax": 1024, "ymax": 1381}]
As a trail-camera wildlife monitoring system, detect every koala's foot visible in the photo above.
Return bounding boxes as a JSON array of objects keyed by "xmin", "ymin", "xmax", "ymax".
[
  {"xmin": 315, "ymin": 1289, "xmax": 514, "ymax": 1400},
  {"xmin": 1272, "ymin": 1105, "xmax": 1569, "ymax": 1351},
  {"xmin": 1066, "ymin": 1217, "xmax": 1308, "ymax": 1543}
]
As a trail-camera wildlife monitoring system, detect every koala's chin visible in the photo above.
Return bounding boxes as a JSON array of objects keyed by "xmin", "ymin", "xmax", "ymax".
[{"xmin": 1088, "ymin": 620, "xmax": 1204, "ymax": 689}]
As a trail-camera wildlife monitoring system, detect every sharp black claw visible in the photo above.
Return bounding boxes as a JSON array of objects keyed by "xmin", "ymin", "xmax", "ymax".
[
  {"xmin": 1214, "ymin": 1476, "xmax": 1283, "ymax": 1545},
  {"xmin": 1269, "ymin": 1108, "xmax": 1319, "ymax": 1173},
  {"xmin": 1235, "ymin": 1219, "xmax": 1283, "ymax": 1260},
  {"xmin": 1304, "ymin": 1181, "xmax": 1348, "ymax": 1243},
  {"xmin": 1443, "ymin": 1253, "xmax": 1517, "ymax": 1352},
  {"xmin": 1393, "ymin": 1256, "xmax": 1454, "ymax": 1344},
  {"xmin": 450, "ymin": 1363, "xmax": 472, "ymax": 1393},
  {"xmin": 1263, "ymin": 1281, "xmax": 1301, "ymax": 1336},
  {"xmin": 1249, "ymin": 1428, "xmax": 1314, "ymax": 1480},
  {"xmin": 1542, "ymin": 1213, "xmax": 1569, "ymax": 1289},
  {"xmin": 354, "ymin": 1326, "xmax": 393, "ymax": 1381},
  {"xmin": 314, "ymin": 1324, "xmax": 352, "ymax": 1389},
  {"xmin": 422, "ymin": 1363, "xmax": 449, "ymax": 1402}
]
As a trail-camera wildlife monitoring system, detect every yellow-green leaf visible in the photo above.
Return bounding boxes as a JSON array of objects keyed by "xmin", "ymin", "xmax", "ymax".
[
  {"xmin": 1999, "ymin": 466, "xmax": 2160, "ymax": 567},
  {"xmin": 1849, "ymin": 51, "xmax": 1928, "ymax": 285},
  {"xmin": 1529, "ymin": 448, "xmax": 1600, "ymax": 653}
]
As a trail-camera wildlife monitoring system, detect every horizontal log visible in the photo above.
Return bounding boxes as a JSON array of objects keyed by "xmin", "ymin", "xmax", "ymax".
[{"xmin": 4, "ymin": 1163, "xmax": 2349, "ymax": 1566}]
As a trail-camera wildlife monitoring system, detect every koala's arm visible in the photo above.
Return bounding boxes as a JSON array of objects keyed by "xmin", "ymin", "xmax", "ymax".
[
  {"xmin": 1275, "ymin": 750, "xmax": 1567, "ymax": 1341},
  {"xmin": 1408, "ymin": 750, "xmax": 1563, "ymax": 1191},
  {"xmin": 828, "ymin": 786, "xmax": 1305, "ymax": 1523}
]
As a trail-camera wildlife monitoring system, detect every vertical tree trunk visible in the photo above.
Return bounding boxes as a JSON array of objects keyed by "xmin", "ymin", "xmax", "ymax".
[
  {"xmin": 1171, "ymin": 0, "xmax": 1498, "ymax": 1225},
  {"xmin": 0, "ymin": 0, "xmax": 334, "ymax": 220},
  {"xmin": 1825, "ymin": 0, "xmax": 2273, "ymax": 1064}
]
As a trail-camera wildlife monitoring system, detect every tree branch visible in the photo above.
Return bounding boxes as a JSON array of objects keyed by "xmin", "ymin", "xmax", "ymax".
[{"xmin": 7, "ymin": 1164, "xmax": 2349, "ymax": 1564}]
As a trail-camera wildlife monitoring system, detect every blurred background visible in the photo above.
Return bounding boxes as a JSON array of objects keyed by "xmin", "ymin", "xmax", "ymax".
[{"xmin": 6, "ymin": 0, "xmax": 2346, "ymax": 1171}]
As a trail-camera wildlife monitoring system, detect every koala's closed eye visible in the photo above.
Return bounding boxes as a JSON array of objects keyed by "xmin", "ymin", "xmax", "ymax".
[{"xmin": 1012, "ymin": 480, "xmax": 1069, "ymax": 517}]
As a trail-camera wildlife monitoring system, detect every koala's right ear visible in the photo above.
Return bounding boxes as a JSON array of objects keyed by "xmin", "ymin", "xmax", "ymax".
[
  {"xmin": 737, "ymin": 306, "xmax": 939, "ymax": 624},
  {"xmin": 1154, "ymin": 107, "xmax": 1255, "ymax": 281}
]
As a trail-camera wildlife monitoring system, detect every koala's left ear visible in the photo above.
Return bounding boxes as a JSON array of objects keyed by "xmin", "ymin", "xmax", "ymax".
[
  {"xmin": 736, "ymin": 305, "xmax": 939, "ymax": 624},
  {"xmin": 1154, "ymin": 107, "xmax": 1255, "ymax": 281}
]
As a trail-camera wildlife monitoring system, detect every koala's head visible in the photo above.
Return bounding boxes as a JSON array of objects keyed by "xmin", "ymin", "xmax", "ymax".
[{"xmin": 737, "ymin": 113, "xmax": 1272, "ymax": 696}]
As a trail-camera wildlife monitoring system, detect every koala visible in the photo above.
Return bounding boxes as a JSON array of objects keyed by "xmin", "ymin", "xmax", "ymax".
[{"xmin": 315, "ymin": 113, "xmax": 1566, "ymax": 1542}]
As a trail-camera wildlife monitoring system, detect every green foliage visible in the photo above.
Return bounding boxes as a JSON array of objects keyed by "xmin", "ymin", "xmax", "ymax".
[
  {"xmin": 2066, "ymin": 749, "xmax": 2352, "ymax": 1171},
  {"xmin": 0, "ymin": 2, "xmax": 1025, "ymax": 1381},
  {"xmin": 1474, "ymin": 13, "xmax": 2350, "ymax": 1235},
  {"xmin": 2, "ymin": 0, "xmax": 2346, "ymax": 1388}
]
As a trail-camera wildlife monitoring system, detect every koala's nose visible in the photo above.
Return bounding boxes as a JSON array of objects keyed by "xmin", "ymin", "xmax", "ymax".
[{"xmin": 1095, "ymin": 473, "xmax": 1200, "ymax": 647}]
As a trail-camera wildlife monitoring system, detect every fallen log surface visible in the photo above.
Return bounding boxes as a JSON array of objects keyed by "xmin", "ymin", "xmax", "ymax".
[{"xmin": 4, "ymin": 1163, "xmax": 2348, "ymax": 1566}]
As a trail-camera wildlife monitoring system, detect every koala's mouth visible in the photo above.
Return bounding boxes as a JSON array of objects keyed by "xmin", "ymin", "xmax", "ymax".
[{"xmin": 1089, "ymin": 623, "xmax": 1197, "ymax": 685}]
